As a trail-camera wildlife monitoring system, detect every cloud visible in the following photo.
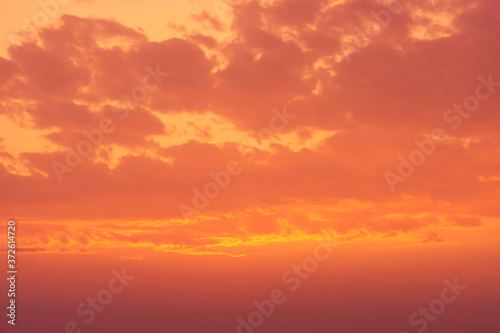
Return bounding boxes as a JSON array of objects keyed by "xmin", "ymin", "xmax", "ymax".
[{"xmin": 1, "ymin": 0, "xmax": 499, "ymax": 255}]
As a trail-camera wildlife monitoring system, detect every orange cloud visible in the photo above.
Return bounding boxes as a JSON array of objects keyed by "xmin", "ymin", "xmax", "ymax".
[{"xmin": 0, "ymin": 0, "xmax": 499, "ymax": 257}]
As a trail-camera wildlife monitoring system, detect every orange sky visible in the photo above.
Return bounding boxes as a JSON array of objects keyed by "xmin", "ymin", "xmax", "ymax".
[{"xmin": 1, "ymin": 0, "xmax": 499, "ymax": 332}]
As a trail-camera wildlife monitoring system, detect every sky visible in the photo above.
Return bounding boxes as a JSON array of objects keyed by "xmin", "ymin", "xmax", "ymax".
[{"xmin": 0, "ymin": 0, "xmax": 499, "ymax": 332}]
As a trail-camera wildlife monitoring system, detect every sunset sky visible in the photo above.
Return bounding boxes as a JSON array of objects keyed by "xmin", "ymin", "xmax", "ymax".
[{"xmin": 0, "ymin": 0, "xmax": 499, "ymax": 332}]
